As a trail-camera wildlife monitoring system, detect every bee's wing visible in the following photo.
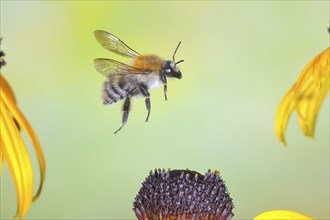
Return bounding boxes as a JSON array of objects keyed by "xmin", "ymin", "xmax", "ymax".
[
  {"xmin": 94, "ymin": 58, "xmax": 147, "ymax": 77},
  {"xmin": 94, "ymin": 30, "xmax": 140, "ymax": 58}
]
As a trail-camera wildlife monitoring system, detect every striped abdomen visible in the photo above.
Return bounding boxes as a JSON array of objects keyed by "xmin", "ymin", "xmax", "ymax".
[{"xmin": 102, "ymin": 78, "xmax": 129, "ymax": 104}]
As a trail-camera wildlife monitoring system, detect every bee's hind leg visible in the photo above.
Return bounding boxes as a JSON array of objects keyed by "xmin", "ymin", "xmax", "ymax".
[
  {"xmin": 114, "ymin": 96, "xmax": 131, "ymax": 134},
  {"xmin": 139, "ymin": 84, "xmax": 151, "ymax": 122}
]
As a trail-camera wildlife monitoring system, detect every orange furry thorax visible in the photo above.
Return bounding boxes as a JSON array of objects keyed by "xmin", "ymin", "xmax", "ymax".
[{"xmin": 131, "ymin": 54, "xmax": 163, "ymax": 74}]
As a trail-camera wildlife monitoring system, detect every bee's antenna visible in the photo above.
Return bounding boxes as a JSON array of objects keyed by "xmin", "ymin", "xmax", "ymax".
[
  {"xmin": 175, "ymin": 60, "xmax": 184, "ymax": 65},
  {"xmin": 172, "ymin": 41, "xmax": 182, "ymax": 64}
]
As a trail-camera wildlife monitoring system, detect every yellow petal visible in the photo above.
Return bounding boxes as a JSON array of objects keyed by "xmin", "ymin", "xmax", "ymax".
[
  {"xmin": 294, "ymin": 47, "xmax": 330, "ymax": 137},
  {"xmin": 0, "ymin": 133, "xmax": 2, "ymax": 175},
  {"xmin": 0, "ymin": 74, "xmax": 17, "ymax": 104},
  {"xmin": 296, "ymin": 71, "xmax": 329, "ymax": 137},
  {"xmin": 0, "ymin": 75, "xmax": 17, "ymax": 175},
  {"xmin": 293, "ymin": 48, "xmax": 329, "ymax": 101},
  {"xmin": 275, "ymin": 47, "xmax": 330, "ymax": 144},
  {"xmin": 0, "ymin": 100, "xmax": 33, "ymax": 217},
  {"xmin": 275, "ymin": 85, "xmax": 295, "ymax": 145},
  {"xmin": 0, "ymin": 84, "xmax": 46, "ymax": 202},
  {"xmin": 254, "ymin": 210, "xmax": 314, "ymax": 220},
  {"xmin": 1, "ymin": 75, "xmax": 46, "ymax": 217}
]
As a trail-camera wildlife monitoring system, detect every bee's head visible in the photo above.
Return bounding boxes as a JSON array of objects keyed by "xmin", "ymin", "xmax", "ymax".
[
  {"xmin": 163, "ymin": 41, "xmax": 184, "ymax": 79},
  {"xmin": 163, "ymin": 60, "xmax": 182, "ymax": 79}
]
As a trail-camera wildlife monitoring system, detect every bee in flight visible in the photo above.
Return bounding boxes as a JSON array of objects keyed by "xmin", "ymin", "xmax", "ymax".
[{"xmin": 94, "ymin": 30, "xmax": 184, "ymax": 134}]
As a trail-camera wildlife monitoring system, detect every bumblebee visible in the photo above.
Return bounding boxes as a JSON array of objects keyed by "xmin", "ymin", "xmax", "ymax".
[{"xmin": 94, "ymin": 30, "xmax": 183, "ymax": 134}]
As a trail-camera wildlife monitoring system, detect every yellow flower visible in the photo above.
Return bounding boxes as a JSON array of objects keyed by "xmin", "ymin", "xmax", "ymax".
[
  {"xmin": 254, "ymin": 210, "xmax": 314, "ymax": 220},
  {"xmin": 275, "ymin": 47, "xmax": 330, "ymax": 145},
  {"xmin": 1, "ymin": 70, "xmax": 46, "ymax": 216}
]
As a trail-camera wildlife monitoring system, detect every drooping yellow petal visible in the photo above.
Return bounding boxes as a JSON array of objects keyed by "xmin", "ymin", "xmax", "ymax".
[
  {"xmin": 296, "ymin": 71, "xmax": 329, "ymax": 137},
  {"xmin": 275, "ymin": 47, "xmax": 330, "ymax": 144},
  {"xmin": 0, "ymin": 74, "xmax": 17, "ymax": 104},
  {"xmin": 0, "ymin": 74, "xmax": 17, "ymax": 175},
  {"xmin": 275, "ymin": 85, "xmax": 295, "ymax": 145},
  {"xmin": 0, "ymin": 81, "xmax": 46, "ymax": 202},
  {"xmin": 0, "ymin": 74, "xmax": 46, "ymax": 217},
  {"xmin": 254, "ymin": 210, "xmax": 314, "ymax": 220},
  {"xmin": 0, "ymin": 130, "xmax": 2, "ymax": 174},
  {"xmin": 295, "ymin": 47, "xmax": 329, "ymax": 94},
  {"xmin": 0, "ymin": 99, "xmax": 34, "ymax": 217},
  {"xmin": 0, "ymin": 110, "xmax": 24, "ymax": 216},
  {"xmin": 294, "ymin": 47, "xmax": 330, "ymax": 137}
]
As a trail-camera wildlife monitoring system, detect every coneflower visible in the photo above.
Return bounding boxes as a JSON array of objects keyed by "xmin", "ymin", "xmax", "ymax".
[{"xmin": 133, "ymin": 169, "xmax": 234, "ymax": 220}]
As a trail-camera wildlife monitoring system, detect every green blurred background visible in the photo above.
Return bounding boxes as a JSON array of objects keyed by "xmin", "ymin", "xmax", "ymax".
[{"xmin": 1, "ymin": 1, "xmax": 329, "ymax": 219}]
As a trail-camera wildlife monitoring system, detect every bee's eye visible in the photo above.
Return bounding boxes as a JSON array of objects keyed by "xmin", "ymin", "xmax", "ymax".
[{"xmin": 165, "ymin": 68, "xmax": 171, "ymax": 73}]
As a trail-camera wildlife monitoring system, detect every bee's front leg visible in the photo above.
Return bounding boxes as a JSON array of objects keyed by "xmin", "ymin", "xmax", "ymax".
[
  {"xmin": 139, "ymin": 84, "xmax": 151, "ymax": 122},
  {"xmin": 161, "ymin": 74, "xmax": 168, "ymax": 101}
]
